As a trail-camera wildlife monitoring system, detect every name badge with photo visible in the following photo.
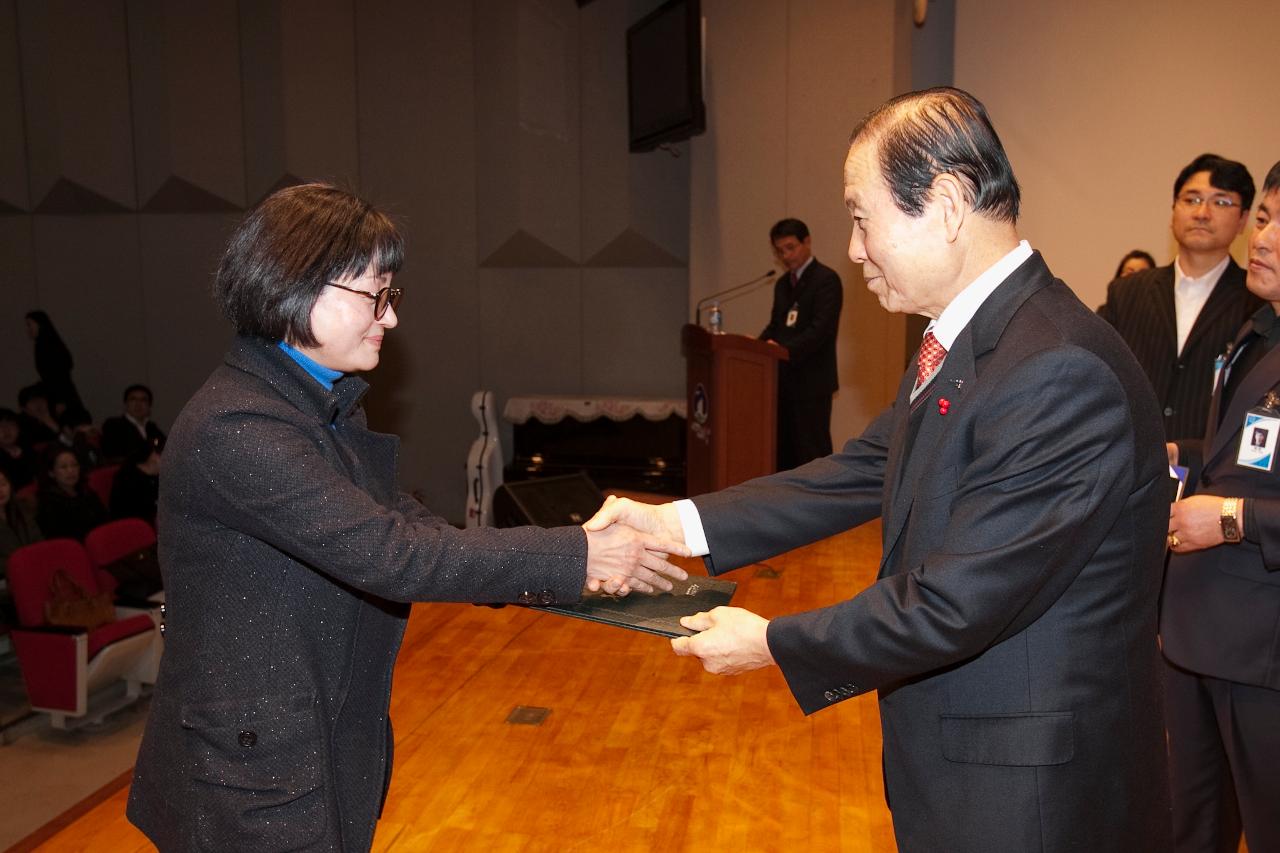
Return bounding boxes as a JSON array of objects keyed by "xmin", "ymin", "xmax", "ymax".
[
  {"xmin": 1237, "ymin": 409, "xmax": 1280, "ymax": 471},
  {"xmin": 785, "ymin": 305, "xmax": 799, "ymax": 328}
]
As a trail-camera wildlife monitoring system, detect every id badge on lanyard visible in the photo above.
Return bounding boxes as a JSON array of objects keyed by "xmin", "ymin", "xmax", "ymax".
[
  {"xmin": 1212, "ymin": 344, "xmax": 1232, "ymax": 395},
  {"xmin": 1237, "ymin": 391, "xmax": 1280, "ymax": 472},
  {"xmin": 785, "ymin": 303, "xmax": 799, "ymax": 328}
]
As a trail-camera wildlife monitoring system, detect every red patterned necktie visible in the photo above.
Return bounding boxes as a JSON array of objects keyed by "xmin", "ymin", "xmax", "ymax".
[{"xmin": 916, "ymin": 331, "xmax": 947, "ymax": 386}]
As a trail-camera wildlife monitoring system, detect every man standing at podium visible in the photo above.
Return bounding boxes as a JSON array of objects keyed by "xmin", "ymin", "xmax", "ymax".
[
  {"xmin": 589, "ymin": 87, "xmax": 1171, "ymax": 852},
  {"xmin": 760, "ymin": 218, "xmax": 843, "ymax": 470}
]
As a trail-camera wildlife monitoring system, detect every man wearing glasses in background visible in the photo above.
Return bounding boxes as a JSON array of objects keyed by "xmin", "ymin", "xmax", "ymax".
[{"xmin": 1099, "ymin": 153, "xmax": 1259, "ymax": 441}]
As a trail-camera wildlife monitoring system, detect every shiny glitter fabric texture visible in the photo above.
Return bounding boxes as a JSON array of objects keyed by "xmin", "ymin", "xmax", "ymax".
[{"xmin": 127, "ymin": 336, "xmax": 588, "ymax": 851}]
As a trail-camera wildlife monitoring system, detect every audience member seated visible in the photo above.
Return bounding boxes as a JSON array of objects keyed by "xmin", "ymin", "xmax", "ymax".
[
  {"xmin": 101, "ymin": 384, "xmax": 166, "ymax": 463},
  {"xmin": 0, "ymin": 408, "xmax": 37, "ymax": 489},
  {"xmin": 110, "ymin": 443, "xmax": 160, "ymax": 525},
  {"xmin": 0, "ymin": 468, "xmax": 42, "ymax": 580},
  {"xmin": 1114, "ymin": 249, "xmax": 1156, "ymax": 278},
  {"xmin": 57, "ymin": 407, "xmax": 103, "ymax": 469},
  {"xmin": 35, "ymin": 448, "xmax": 106, "ymax": 541},
  {"xmin": 17, "ymin": 383, "xmax": 60, "ymax": 448}
]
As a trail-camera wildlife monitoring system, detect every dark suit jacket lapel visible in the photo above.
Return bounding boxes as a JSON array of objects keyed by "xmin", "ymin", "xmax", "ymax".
[
  {"xmin": 879, "ymin": 251, "xmax": 1054, "ymax": 574},
  {"xmin": 879, "ymin": 328, "xmax": 976, "ymax": 574},
  {"xmin": 1148, "ymin": 266, "xmax": 1178, "ymax": 356},
  {"xmin": 1205, "ymin": 334, "xmax": 1280, "ymax": 465},
  {"xmin": 879, "ymin": 365, "xmax": 919, "ymax": 537}
]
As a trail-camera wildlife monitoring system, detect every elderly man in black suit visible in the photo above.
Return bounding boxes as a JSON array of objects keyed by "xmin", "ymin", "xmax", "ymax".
[
  {"xmin": 1099, "ymin": 153, "xmax": 1260, "ymax": 441},
  {"xmin": 1164, "ymin": 160, "xmax": 1280, "ymax": 853},
  {"xmin": 588, "ymin": 87, "xmax": 1172, "ymax": 852},
  {"xmin": 760, "ymin": 218, "xmax": 843, "ymax": 470}
]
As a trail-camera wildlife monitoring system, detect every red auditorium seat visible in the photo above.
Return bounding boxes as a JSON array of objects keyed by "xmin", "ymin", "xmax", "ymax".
[
  {"xmin": 7, "ymin": 538, "xmax": 161, "ymax": 729},
  {"xmin": 85, "ymin": 517, "xmax": 162, "ymax": 601},
  {"xmin": 85, "ymin": 464, "xmax": 120, "ymax": 509}
]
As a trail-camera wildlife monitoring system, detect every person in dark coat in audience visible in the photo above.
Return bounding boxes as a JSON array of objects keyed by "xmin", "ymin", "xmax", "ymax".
[
  {"xmin": 109, "ymin": 442, "xmax": 160, "ymax": 525},
  {"xmin": 56, "ymin": 407, "xmax": 103, "ymax": 469},
  {"xmin": 0, "ymin": 468, "xmax": 42, "ymax": 580},
  {"xmin": 25, "ymin": 310, "xmax": 86, "ymax": 419},
  {"xmin": 126, "ymin": 182, "xmax": 690, "ymax": 853},
  {"xmin": 16, "ymin": 384, "xmax": 59, "ymax": 448},
  {"xmin": 35, "ymin": 447, "xmax": 105, "ymax": 541},
  {"xmin": 0, "ymin": 409, "xmax": 37, "ymax": 490},
  {"xmin": 101, "ymin": 384, "xmax": 167, "ymax": 463}
]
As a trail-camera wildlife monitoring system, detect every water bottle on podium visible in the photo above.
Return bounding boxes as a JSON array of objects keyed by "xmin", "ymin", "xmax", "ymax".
[{"xmin": 708, "ymin": 302, "xmax": 723, "ymax": 334}]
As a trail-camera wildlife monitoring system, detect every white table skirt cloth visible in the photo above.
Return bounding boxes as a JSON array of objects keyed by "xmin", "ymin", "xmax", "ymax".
[{"xmin": 502, "ymin": 396, "xmax": 687, "ymax": 424}]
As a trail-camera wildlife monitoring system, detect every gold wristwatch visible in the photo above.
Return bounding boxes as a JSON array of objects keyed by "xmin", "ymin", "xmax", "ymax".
[{"xmin": 1220, "ymin": 497, "xmax": 1242, "ymax": 543}]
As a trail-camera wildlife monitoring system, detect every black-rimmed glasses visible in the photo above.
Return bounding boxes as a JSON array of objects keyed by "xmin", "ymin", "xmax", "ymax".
[
  {"xmin": 1176, "ymin": 193, "xmax": 1242, "ymax": 211},
  {"xmin": 327, "ymin": 281, "xmax": 404, "ymax": 319}
]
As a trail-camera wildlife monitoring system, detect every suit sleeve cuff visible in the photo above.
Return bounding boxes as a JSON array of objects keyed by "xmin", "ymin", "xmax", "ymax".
[{"xmin": 674, "ymin": 499, "xmax": 710, "ymax": 557}]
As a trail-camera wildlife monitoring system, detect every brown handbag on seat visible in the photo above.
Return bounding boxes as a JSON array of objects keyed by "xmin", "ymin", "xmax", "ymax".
[{"xmin": 44, "ymin": 569, "xmax": 116, "ymax": 631}]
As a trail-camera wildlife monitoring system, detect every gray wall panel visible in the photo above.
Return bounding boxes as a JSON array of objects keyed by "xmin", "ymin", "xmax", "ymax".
[
  {"xmin": 30, "ymin": 216, "xmax": 145, "ymax": 422},
  {"xmin": 135, "ymin": 214, "xmax": 238, "ymax": 429},
  {"xmin": 625, "ymin": 146, "xmax": 691, "ymax": 266},
  {"xmin": 127, "ymin": 0, "xmax": 245, "ymax": 209},
  {"xmin": 581, "ymin": 269, "xmax": 686, "ymax": 397},
  {"xmin": 354, "ymin": 0, "xmax": 480, "ymax": 510},
  {"xmin": 238, "ymin": 0, "xmax": 287, "ymax": 201},
  {"xmin": 473, "ymin": 0, "xmax": 518, "ymax": 264},
  {"xmin": 479, "ymin": 268, "xmax": 582, "ymax": 401},
  {"xmin": 580, "ymin": 0, "xmax": 688, "ymax": 267},
  {"xmin": 0, "ymin": 217, "xmax": 38, "ymax": 409},
  {"xmin": 475, "ymin": 0, "xmax": 580, "ymax": 265},
  {"xmin": 280, "ymin": 0, "xmax": 359, "ymax": 186},
  {"xmin": 0, "ymin": 0, "xmax": 28, "ymax": 210},
  {"xmin": 578, "ymin": 0, "xmax": 627, "ymax": 261},
  {"xmin": 19, "ymin": 0, "xmax": 136, "ymax": 209}
]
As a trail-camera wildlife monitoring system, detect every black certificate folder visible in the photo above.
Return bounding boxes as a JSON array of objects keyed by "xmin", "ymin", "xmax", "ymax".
[{"xmin": 534, "ymin": 575, "xmax": 737, "ymax": 638}]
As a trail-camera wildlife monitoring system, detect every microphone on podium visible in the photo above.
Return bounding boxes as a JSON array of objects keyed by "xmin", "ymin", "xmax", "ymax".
[{"xmin": 693, "ymin": 270, "xmax": 777, "ymax": 331}]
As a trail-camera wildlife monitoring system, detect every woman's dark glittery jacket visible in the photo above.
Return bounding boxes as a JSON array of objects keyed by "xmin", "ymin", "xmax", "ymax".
[{"xmin": 128, "ymin": 336, "xmax": 586, "ymax": 852}]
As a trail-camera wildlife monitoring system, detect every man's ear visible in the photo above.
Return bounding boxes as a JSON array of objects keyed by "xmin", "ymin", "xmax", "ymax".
[{"xmin": 931, "ymin": 173, "xmax": 968, "ymax": 243}]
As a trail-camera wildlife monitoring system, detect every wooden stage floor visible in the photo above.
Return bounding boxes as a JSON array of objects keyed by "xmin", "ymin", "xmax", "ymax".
[{"xmin": 19, "ymin": 523, "xmax": 895, "ymax": 852}]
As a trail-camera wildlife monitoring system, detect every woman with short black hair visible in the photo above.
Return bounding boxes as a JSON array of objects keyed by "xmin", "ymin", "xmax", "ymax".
[
  {"xmin": 126, "ymin": 183, "xmax": 687, "ymax": 852},
  {"xmin": 1113, "ymin": 249, "xmax": 1156, "ymax": 279},
  {"xmin": 34, "ymin": 447, "xmax": 105, "ymax": 541}
]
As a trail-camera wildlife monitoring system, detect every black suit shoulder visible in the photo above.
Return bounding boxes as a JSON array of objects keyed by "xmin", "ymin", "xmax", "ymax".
[{"xmin": 1097, "ymin": 264, "xmax": 1173, "ymax": 328}]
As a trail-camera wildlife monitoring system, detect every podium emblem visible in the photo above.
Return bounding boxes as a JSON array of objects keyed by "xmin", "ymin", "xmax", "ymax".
[{"xmin": 691, "ymin": 383, "xmax": 711, "ymax": 444}]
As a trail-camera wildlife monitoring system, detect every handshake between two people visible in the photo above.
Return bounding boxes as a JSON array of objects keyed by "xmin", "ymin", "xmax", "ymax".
[{"xmin": 580, "ymin": 495, "xmax": 776, "ymax": 677}]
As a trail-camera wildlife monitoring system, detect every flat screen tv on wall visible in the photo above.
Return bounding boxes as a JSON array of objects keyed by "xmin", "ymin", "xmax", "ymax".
[{"xmin": 626, "ymin": 0, "xmax": 705, "ymax": 152}]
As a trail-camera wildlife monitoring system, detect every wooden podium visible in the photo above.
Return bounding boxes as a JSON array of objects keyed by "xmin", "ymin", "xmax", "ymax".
[{"xmin": 681, "ymin": 324, "xmax": 788, "ymax": 496}]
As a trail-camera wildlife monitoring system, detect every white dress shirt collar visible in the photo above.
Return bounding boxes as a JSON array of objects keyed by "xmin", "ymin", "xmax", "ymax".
[
  {"xmin": 1173, "ymin": 254, "xmax": 1230, "ymax": 355},
  {"xmin": 926, "ymin": 240, "xmax": 1034, "ymax": 351},
  {"xmin": 790, "ymin": 255, "xmax": 816, "ymax": 284}
]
